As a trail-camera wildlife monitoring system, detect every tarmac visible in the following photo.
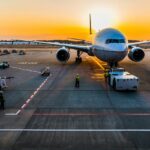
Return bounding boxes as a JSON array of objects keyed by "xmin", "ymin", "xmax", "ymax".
[{"xmin": 0, "ymin": 49, "xmax": 150, "ymax": 150}]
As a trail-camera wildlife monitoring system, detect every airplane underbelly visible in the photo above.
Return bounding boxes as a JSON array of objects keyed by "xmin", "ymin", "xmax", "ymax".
[{"xmin": 93, "ymin": 49, "xmax": 127, "ymax": 62}]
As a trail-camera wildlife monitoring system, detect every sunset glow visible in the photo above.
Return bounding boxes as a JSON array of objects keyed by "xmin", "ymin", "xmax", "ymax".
[
  {"xmin": 0, "ymin": 0, "xmax": 150, "ymax": 40},
  {"xmin": 88, "ymin": 7, "xmax": 120, "ymax": 31}
]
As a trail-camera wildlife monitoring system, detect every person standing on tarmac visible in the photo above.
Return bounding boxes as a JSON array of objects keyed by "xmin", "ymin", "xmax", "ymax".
[
  {"xmin": 0, "ymin": 77, "xmax": 7, "ymax": 89},
  {"xmin": 75, "ymin": 74, "xmax": 80, "ymax": 88},
  {"xmin": 0, "ymin": 91, "xmax": 5, "ymax": 110},
  {"xmin": 104, "ymin": 69, "xmax": 110, "ymax": 84}
]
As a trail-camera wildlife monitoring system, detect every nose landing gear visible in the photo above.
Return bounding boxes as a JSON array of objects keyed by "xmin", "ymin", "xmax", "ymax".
[{"xmin": 108, "ymin": 62, "xmax": 119, "ymax": 68}]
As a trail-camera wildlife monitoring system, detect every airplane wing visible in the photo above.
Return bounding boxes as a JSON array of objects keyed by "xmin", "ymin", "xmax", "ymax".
[
  {"xmin": 128, "ymin": 41, "xmax": 150, "ymax": 47},
  {"xmin": 34, "ymin": 41, "xmax": 92, "ymax": 53}
]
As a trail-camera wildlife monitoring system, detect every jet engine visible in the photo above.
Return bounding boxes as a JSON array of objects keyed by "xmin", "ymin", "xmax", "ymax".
[
  {"xmin": 128, "ymin": 47, "xmax": 145, "ymax": 62},
  {"xmin": 56, "ymin": 47, "xmax": 70, "ymax": 62}
]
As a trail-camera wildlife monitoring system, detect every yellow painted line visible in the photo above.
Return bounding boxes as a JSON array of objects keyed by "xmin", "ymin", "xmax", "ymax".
[{"xmin": 90, "ymin": 57, "xmax": 105, "ymax": 71}]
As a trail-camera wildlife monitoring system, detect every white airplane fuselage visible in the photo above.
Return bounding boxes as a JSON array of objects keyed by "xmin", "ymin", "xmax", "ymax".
[{"xmin": 92, "ymin": 28, "xmax": 128, "ymax": 63}]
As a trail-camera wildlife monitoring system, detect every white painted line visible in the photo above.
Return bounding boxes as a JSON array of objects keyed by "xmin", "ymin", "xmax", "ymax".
[
  {"xmin": 34, "ymin": 91, "xmax": 38, "ymax": 95},
  {"xmin": 5, "ymin": 113, "xmax": 17, "ymax": 116},
  {"xmin": 36, "ymin": 88, "xmax": 40, "ymax": 91},
  {"xmin": 26, "ymin": 99, "xmax": 31, "ymax": 103},
  {"xmin": 39, "ymin": 85, "xmax": 43, "ymax": 88},
  {"xmin": 21, "ymin": 104, "xmax": 26, "ymax": 109},
  {"xmin": 11, "ymin": 66, "xmax": 41, "ymax": 74},
  {"xmin": 123, "ymin": 113, "xmax": 150, "ymax": 116},
  {"xmin": 0, "ymin": 129, "xmax": 150, "ymax": 132},
  {"xmin": 30, "ymin": 95, "xmax": 34, "ymax": 99},
  {"xmin": 41, "ymin": 83, "xmax": 45, "ymax": 86},
  {"xmin": 16, "ymin": 110, "xmax": 21, "ymax": 115},
  {"xmin": 17, "ymin": 77, "xmax": 49, "ymax": 114},
  {"xmin": 5, "ymin": 77, "xmax": 49, "ymax": 116}
]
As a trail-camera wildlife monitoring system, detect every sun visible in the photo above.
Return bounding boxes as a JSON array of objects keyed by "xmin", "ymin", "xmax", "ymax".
[{"xmin": 91, "ymin": 8, "xmax": 120, "ymax": 32}]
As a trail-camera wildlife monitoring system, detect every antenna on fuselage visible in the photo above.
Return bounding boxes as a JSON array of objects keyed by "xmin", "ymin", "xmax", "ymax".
[{"xmin": 89, "ymin": 14, "xmax": 92, "ymax": 35}]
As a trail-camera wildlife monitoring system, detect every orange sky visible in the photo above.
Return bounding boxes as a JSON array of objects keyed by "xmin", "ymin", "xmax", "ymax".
[{"xmin": 0, "ymin": 0, "xmax": 150, "ymax": 40}]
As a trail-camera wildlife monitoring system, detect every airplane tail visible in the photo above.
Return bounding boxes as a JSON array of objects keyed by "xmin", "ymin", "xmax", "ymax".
[{"xmin": 89, "ymin": 14, "xmax": 92, "ymax": 35}]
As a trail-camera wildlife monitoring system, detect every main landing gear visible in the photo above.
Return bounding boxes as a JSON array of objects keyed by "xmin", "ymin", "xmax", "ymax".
[{"xmin": 75, "ymin": 50, "xmax": 82, "ymax": 63}]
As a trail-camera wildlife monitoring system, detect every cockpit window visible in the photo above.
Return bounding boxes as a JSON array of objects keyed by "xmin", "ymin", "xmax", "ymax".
[{"xmin": 106, "ymin": 39, "xmax": 125, "ymax": 44}]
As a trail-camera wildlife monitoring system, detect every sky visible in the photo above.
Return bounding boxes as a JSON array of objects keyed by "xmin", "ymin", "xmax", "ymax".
[{"xmin": 0, "ymin": 0, "xmax": 150, "ymax": 40}]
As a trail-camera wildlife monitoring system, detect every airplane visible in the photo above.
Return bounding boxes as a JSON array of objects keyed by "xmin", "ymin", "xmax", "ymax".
[{"xmin": 33, "ymin": 14, "xmax": 149, "ymax": 67}]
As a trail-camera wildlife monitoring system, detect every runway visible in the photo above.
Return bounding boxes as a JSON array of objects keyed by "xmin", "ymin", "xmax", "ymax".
[{"xmin": 0, "ymin": 49, "xmax": 150, "ymax": 150}]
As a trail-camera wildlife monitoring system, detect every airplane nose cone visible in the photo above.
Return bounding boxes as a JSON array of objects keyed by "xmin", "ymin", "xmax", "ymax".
[
  {"xmin": 108, "ymin": 43, "xmax": 127, "ymax": 52},
  {"xmin": 120, "ymin": 44, "xmax": 128, "ymax": 52}
]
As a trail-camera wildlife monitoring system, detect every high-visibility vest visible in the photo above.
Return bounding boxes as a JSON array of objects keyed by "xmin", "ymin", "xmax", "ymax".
[
  {"xmin": 76, "ymin": 76, "xmax": 80, "ymax": 81},
  {"xmin": 104, "ymin": 72, "xmax": 109, "ymax": 77}
]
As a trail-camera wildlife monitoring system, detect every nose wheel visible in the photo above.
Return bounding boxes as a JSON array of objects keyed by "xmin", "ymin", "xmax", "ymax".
[{"xmin": 75, "ymin": 50, "xmax": 82, "ymax": 63}]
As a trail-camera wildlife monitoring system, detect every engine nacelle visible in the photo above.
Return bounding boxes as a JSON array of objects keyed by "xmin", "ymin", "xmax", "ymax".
[
  {"xmin": 56, "ymin": 47, "xmax": 70, "ymax": 62},
  {"xmin": 128, "ymin": 47, "xmax": 145, "ymax": 62}
]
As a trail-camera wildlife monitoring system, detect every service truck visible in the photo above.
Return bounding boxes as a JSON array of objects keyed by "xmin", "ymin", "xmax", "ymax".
[{"xmin": 108, "ymin": 68, "xmax": 139, "ymax": 91}]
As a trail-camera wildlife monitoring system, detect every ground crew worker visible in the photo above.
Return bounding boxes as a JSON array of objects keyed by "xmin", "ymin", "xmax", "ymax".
[
  {"xmin": 0, "ymin": 77, "xmax": 7, "ymax": 89},
  {"xmin": 0, "ymin": 91, "xmax": 5, "ymax": 110},
  {"xmin": 104, "ymin": 69, "xmax": 110, "ymax": 83},
  {"xmin": 75, "ymin": 74, "xmax": 80, "ymax": 88},
  {"xmin": 0, "ymin": 77, "xmax": 2, "ymax": 90},
  {"xmin": 2, "ymin": 77, "xmax": 7, "ymax": 88}
]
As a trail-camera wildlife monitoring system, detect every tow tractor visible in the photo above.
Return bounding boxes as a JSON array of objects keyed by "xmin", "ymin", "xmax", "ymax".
[{"xmin": 107, "ymin": 68, "xmax": 139, "ymax": 91}]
